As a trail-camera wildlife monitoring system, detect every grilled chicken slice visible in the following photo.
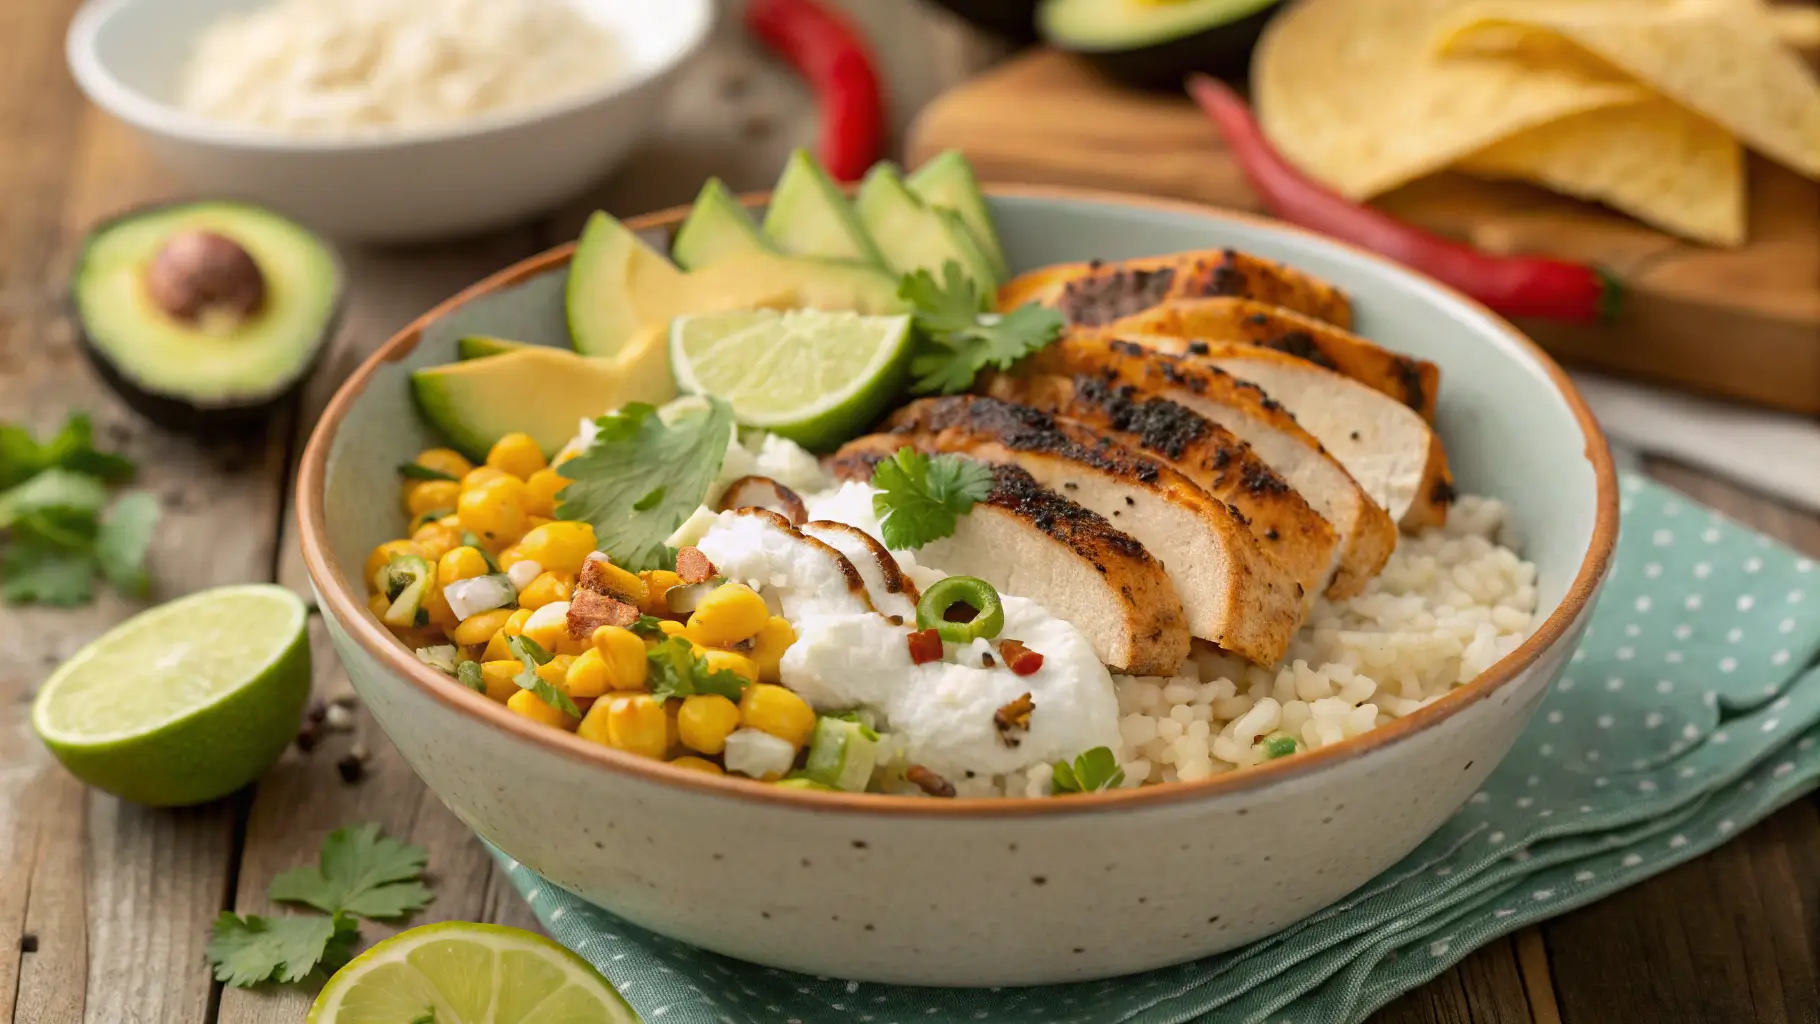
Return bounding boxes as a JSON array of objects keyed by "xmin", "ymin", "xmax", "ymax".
[
  {"xmin": 692, "ymin": 507, "xmax": 876, "ymax": 618},
  {"xmin": 1024, "ymin": 336, "xmax": 1397, "ymax": 597},
  {"xmin": 828, "ymin": 440, "xmax": 1189, "ymax": 675},
  {"xmin": 878, "ymin": 396, "xmax": 1305, "ymax": 666},
  {"xmin": 1115, "ymin": 333, "xmax": 1453, "ymax": 530},
  {"xmin": 1088, "ymin": 297, "xmax": 1440, "ymax": 420},
  {"xmin": 999, "ymin": 249, "xmax": 1353, "ymax": 329},
  {"xmin": 984, "ymin": 372, "xmax": 1341, "ymax": 601},
  {"xmin": 800, "ymin": 520, "xmax": 919, "ymax": 621}
]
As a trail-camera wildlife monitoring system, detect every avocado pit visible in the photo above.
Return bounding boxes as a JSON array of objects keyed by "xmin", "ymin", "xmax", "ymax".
[{"xmin": 145, "ymin": 230, "xmax": 267, "ymax": 326}]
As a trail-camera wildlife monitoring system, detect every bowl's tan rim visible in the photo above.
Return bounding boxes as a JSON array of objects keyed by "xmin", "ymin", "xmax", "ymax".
[{"xmin": 298, "ymin": 183, "xmax": 1619, "ymax": 819}]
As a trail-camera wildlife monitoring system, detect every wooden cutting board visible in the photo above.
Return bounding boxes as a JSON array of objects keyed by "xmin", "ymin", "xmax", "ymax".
[{"xmin": 906, "ymin": 49, "xmax": 1820, "ymax": 417}]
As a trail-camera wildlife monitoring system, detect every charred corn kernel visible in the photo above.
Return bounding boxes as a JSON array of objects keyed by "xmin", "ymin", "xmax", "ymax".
[
  {"xmin": 452, "ymin": 608, "xmax": 514, "ymax": 647},
  {"xmin": 365, "ymin": 540, "xmax": 427, "ymax": 587},
  {"xmin": 479, "ymin": 660, "xmax": 521, "ymax": 702},
  {"xmin": 597, "ymin": 694, "xmax": 670, "ymax": 758},
  {"xmin": 535, "ymin": 655, "xmax": 574, "ymax": 691},
  {"xmin": 524, "ymin": 468, "xmax": 569, "ymax": 518},
  {"xmin": 424, "ymin": 586, "xmax": 458, "ymax": 632},
  {"xmin": 367, "ymin": 592, "xmax": 392, "ymax": 618},
  {"xmin": 669, "ymin": 755, "xmax": 724, "ymax": 775},
  {"xmin": 438, "ymin": 546, "xmax": 491, "ymax": 586},
  {"xmin": 517, "ymin": 571, "xmax": 575, "ymax": 610},
  {"xmin": 458, "ymin": 474, "xmax": 529, "ymax": 544},
  {"xmin": 482, "ymin": 629, "xmax": 514, "ymax": 662},
  {"xmin": 414, "ymin": 448, "xmax": 473, "ymax": 480},
  {"xmin": 676, "ymin": 693, "xmax": 741, "ymax": 755},
  {"xmin": 657, "ymin": 619, "xmax": 687, "ymax": 637},
  {"xmin": 516, "ymin": 522, "xmax": 597, "ymax": 576},
  {"xmin": 507, "ymin": 688, "xmax": 575, "ymax": 729},
  {"xmin": 486, "ymin": 432, "xmax": 547, "ymax": 479},
  {"xmin": 685, "ymin": 584, "xmax": 770, "ymax": 647},
  {"xmin": 638, "ymin": 570, "xmax": 683, "ymax": 614},
  {"xmin": 590, "ymin": 626, "xmax": 649, "ymax": 690},
  {"xmin": 702, "ymin": 649, "xmax": 758, "ymax": 684},
  {"xmin": 410, "ymin": 522, "xmax": 463, "ymax": 561},
  {"xmin": 563, "ymin": 648, "xmax": 614, "ymax": 698},
  {"xmin": 740, "ymin": 683, "xmax": 815, "ymax": 748},
  {"xmin": 462, "ymin": 465, "xmax": 508, "ymax": 491},
  {"xmin": 585, "ymin": 558, "xmax": 646, "ymax": 605},
  {"xmin": 750, "ymin": 616, "xmax": 797, "ymax": 683},
  {"xmin": 405, "ymin": 479, "xmax": 461, "ymax": 517}
]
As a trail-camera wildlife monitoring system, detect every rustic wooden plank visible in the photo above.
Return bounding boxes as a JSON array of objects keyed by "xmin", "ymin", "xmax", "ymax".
[
  {"xmin": 1515, "ymin": 928, "xmax": 1563, "ymax": 1024},
  {"xmin": 1371, "ymin": 939, "xmax": 1538, "ymax": 1024}
]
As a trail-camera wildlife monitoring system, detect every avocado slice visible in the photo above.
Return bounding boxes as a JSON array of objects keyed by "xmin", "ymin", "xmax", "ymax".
[
  {"xmin": 411, "ymin": 336, "xmax": 677, "ymax": 461},
  {"xmin": 69, "ymin": 200, "xmax": 342, "ymax": 432},
  {"xmin": 761, "ymin": 149, "xmax": 886, "ymax": 267},
  {"xmin": 457, "ymin": 335, "xmax": 526, "ymax": 360},
  {"xmin": 671, "ymin": 178, "xmax": 773, "ymax": 271},
  {"xmin": 907, "ymin": 151, "xmax": 1009, "ymax": 281},
  {"xmin": 1036, "ymin": 0, "xmax": 1283, "ymax": 90},
  {"xmin": 855, "ymin": 164, "xmax": 999, "ymax": 296},
  {"xmin": 566, "ymin": 211, "xmax": 687, "ymax": 359}
]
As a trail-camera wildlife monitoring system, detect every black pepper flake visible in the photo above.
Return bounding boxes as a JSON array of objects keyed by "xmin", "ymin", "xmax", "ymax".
[
  {"xmin": 982, "ymin": 652, "xmax": 996, "ymax": 667},
  {"xmin": 335, "ymin": 753, "xmax": 366, "ymax": 784}
]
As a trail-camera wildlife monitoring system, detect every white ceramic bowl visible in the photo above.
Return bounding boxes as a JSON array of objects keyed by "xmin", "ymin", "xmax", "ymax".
[
  {"xmin": 299, "ymin": 188, "xmax": 1619, "ymax": 986},
  {"xmin": 66, "ymin": 0, "xmax": 713, "ymax": 242}
]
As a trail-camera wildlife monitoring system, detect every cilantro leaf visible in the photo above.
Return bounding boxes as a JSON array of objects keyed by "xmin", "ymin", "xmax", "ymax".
[
  {"xmin": 899, "ymin": 261, "xmax": 1064, "ymax": 395},
  {"xmin": 869, "ymin": 447, "xmax": 994, "ymax": 550},
  {"xmin": 0, "ymin": 414, "xmax": 135, "ymax": 490},
  {"xmin": 555, "ymin": 399, "xmax": 734, "ymax": 572},
  {"xmin": 95, "ymin": 491, "xmax": 160, "ymax": 598},
  {"xmin": 645, "ymin": 636, "xmax": 749, "ymax": 702},
  {"xmin": 206, "ymin": 912, "xmax": 358, "ymax": 987},
  {"xmin": 506, "ymin": 634, "xmax": 580, "ymax": 717},
  {"xmin": 0, "ymin": 468, "xmax": 109, "ymax": 532},
  {"xmin": 268, "ymin": 823, "xmax": 434, "ymax": 920},
  {"xmin": 1050, "ymin": 746, "xmax": 1125, "ymax": 795},
  {"xmin": 630, "ymin": 614, "xmax": 669, "ymax": 640},
  {"xmin": 1, "ymin": 538, "xmax": 95, "ymax": 606},
  {"xmin": 456, "ymin": 660, "xmax": 487, "ymax": 693}
]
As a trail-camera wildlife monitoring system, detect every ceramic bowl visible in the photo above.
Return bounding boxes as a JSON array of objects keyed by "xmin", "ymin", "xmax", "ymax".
[
  {"xmin": 65, "ymin": 0, "xmax": 713, "ymax": 242},
  {"xmin": 298, "ymin": 187, "xmax": 1618, "ymax": 986}
]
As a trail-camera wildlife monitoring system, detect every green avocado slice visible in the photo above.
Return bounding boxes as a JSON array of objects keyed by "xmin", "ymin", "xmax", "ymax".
[
  {"xmin": 855, "ymin": 164, "xmax": 999, "ymax": 296},
  {"xmin": 762, "ymin": 149, "xmax": 886, "ymax": 267},
  {"xmin": 907, "ymin": 150, "xmax": 1009, "ymax": 280},
  {"xmin": 70, "ymin": 201, "xmax": 341, "ymax": 431}
]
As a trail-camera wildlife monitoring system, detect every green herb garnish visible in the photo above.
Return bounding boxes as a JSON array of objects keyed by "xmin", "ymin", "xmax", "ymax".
[
  {"xmin": 206, "ymin": 912, "xmax": 359, "ymax": 988},
  {"xmin": 1051, "ymin": 746, "xmax": 1125, "ymax": 795},
  {"xmin": 0, "ymin": 414, "xmax": 156, "ymax": 607},
  {"xmin": 630, "ymin": 614, "xmax": 669, "ymax": 640},
  {"xmin": 646, "ymin": 635, "xmax": 749, "ymax": 702},
  {"xmin": 507, "ymin": 634, "xmax": 579, "ymax": 717},
  {"xmin": 397, "ymin": 462, "xmax": 460, "ymax": 482},
  {"xmin": 870, "ymin": 446, "xmax": 994, "ymax": 550},
  {"xmin": 456, "ymin": 660, "xmax": 487, "ymax": 693},
  {"xmin": 1261, "ymin": 734, "xmax": 1299, "ymax": 760},
  {"xmin": 899, "ymin": 261, "xmax": 1065, "ymax": 395},
  {"xmin": 459, "ymin": 531, "xmax": 501, "ymax": 573}
]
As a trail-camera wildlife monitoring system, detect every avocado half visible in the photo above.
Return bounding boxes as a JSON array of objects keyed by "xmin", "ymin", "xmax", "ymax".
[
  {"xmin": 1038, "ymin": 0, "xmax": 1284, "ymax": 90},
  {"xmin": 70, "ymin": 201, "xmax": 343, "ymax": 433}
]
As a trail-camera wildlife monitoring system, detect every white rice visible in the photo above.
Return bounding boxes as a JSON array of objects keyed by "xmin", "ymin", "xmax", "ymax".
[{"xmin": 950, "ymin": 494, "xmax": 1539, "ymax": 798}]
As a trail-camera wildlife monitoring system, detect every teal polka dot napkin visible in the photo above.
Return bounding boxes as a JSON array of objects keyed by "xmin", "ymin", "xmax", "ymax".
[{"xmin": 493, "ymin": 472, "xmax": 1820, "ymax": 1023}]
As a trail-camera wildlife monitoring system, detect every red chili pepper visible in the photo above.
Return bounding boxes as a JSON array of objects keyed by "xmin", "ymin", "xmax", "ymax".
[
  {"xmin": 998, "ymin": 639, "xmax": 1045, "ymax": 677},
  {"xmin": 745, "ymin": 0, "xmax": 885, "ymax": 183},
  {"xmin": 907, "ymin": 627, "xmax": 944, "ymax": 665},
  {"xmin": 1186, "ymin": 75, "xmax": 1620, "ymax": 325}
]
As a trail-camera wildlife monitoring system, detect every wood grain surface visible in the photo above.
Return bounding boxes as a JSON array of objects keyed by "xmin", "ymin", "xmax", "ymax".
[{"xmin": 1, "ymin": 2, "xmax": 1815, "ymax": 1023}]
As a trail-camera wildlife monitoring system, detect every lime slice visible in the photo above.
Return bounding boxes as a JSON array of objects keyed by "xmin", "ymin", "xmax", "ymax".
[
  {"xmin": 31, "ymin": 583, "xmax": 310, "ymax": 807},
  {"xmin": 309, "ymin": 922, "xmax": 639, "ymax": 1024},
  {"xmin": 670, "ymin": 307, "xmax": 912, "ymax": 450}
]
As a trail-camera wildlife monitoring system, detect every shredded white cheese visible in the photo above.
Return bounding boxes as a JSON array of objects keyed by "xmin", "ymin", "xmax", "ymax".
[{"xmin": 177, "ymin": 0, "xmax": 624, "ymax": 135}]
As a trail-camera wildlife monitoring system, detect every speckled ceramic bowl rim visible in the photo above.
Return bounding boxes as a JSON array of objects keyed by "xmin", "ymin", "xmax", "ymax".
[{"xmin": 298, "ymin": 184, "xmax": 1619, "ymax": 819}]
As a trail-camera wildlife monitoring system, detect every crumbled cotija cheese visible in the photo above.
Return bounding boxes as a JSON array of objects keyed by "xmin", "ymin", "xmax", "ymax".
[{"xmin": 178, "ymin": 0, "xmax": 623, "ymax": 135}]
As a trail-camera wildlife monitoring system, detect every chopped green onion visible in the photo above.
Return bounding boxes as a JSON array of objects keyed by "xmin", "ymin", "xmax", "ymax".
[
  {"xmin": 377, "ymin": 555, "xmax": 433, "ymax": 628},
  {"xmin": 1261, "ymin": 734, "xmax": 1299, "ymax": 760},
  {"xmin": 914, "ymin": 575, "xmax": 1005, "ymax": 643},
  {"xmin": 456, "ymin": 661, "xmax": 487, "ymax": 693}
]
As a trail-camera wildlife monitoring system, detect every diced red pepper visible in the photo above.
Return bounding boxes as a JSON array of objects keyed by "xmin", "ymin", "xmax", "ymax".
[
  {"xmin": 998, "ymin": 639, "xmax": 1044, "ymax": 676},
  {"xmin": 907, "ymin": 627, "xmax": 944, "ymax": 665}
]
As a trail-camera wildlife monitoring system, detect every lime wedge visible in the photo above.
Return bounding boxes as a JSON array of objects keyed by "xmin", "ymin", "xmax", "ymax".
[
  {"xmin": 31, "ymin": 583, "xmax": 310, "ymax": 807},
  {"xmin": 309, "ymin": 922, "xmax": 639, "ymax": 1024},
  {"xmin": 669, "ymin": 307, "xmax": 912, "ymax": 451}
]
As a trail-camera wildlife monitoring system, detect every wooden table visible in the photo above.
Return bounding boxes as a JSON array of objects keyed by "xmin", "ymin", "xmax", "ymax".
[{"xmin": 1, "ymin": 2, "xmax": 1814, "ymax": 1021}]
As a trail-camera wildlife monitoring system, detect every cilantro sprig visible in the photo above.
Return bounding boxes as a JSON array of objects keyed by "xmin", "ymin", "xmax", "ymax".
[
  {"xmin": 646, "ymin": 635, "xmax": 750, "ymax": 702},
  {"xmin": 869, "ymin": 446, "xmax": 994, "ymax": 550},
  {"xmin": 900, "ymin": 261, "xmax": 1065, "ymax": 395},
  {"xmin": 555, "ymin": 398, "xmax": 734, "ymax": 573},
  {"xmin": 0, "ymin": 413, "xmax": 158, "ymax": 606},
  {"xmin": 507, "ymin": 634, "xmax": 580, "ymax": 717},
  {"xmin": 1051, "ymin": 746, "xmax": 1126, "ymax": 795},
  {"xmin": 207, "ymin": 824, "xmax": 432, "ymax": 989}
]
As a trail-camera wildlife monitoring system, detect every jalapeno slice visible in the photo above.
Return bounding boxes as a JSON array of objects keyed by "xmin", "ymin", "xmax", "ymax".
[{"xmin": 915, "ymin": 575, "xmax": 1005, "ymax": 643}]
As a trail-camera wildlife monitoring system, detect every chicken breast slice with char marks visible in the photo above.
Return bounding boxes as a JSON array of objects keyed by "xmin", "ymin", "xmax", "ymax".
[
  {"xmin": 799, "ymin": 520, "xmax": 920, "ymax": 622},
  {"xmin": 1023, "ymin": 336, "xmax": 1397, "ymax": 597},
  {"xmin": 1089, "ymin": 297, "xmax": 1439, "ymax": 420},
  {"xmin": 1114, "ymin": 332, "xmax": 1453, "ymax": 530},
  {"xmin": 983, "ymin": 372, "xmax": 1340, "ymax": 601},
  {"xmin": 878, "ymin": 395, "xmax": 1304, "ymax": 667},
  {"xmin": 827, "ymin": 440, "xmax": 1190, "ymax": 676},
  {"xmin": 692, "ymin": 507, "xmax": 876, "ymax": 619},
  {"xmin": 998, "ymin": 249, "xmax": 1353, "ymax": 329}
]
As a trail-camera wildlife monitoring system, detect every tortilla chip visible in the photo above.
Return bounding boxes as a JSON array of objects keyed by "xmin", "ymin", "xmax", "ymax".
[
  {"xmin": 1435, "ymin": 0, "xmax": 1820, "ymax": 179},
  {"xmin": 1459, "ymin": 98, "xmax": 1746, "ymax": 246},
  {"xmin": 1253, "ymin": 0, "xmax": 1646, "ymax": 200}
]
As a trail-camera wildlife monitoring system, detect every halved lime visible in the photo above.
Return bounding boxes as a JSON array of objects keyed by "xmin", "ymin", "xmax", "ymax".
[
  {"xmin": 31, "ymin": 583, "xmax": 310, "ymax": 807},
  {"xmin": 669, "ymin": 307, "xmax": 912, "ymax": 451},
  {"xmin": 309, "ymin": 922, "xmax": 639, "ymax": 1024}
]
